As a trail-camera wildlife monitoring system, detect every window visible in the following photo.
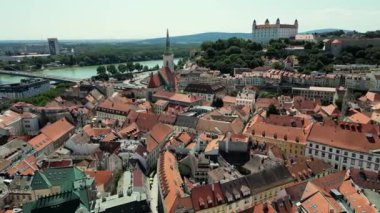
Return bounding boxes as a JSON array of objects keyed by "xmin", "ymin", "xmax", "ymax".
[
  {"xmin": 308, "ymin": 149, "xmax": 312, "ymax": 154},
  {"xmin": 360, "ymin": 155, "xmax": 364, "ymax": 159},
  {"xmin": 367, "ymin": 163, "xmax": 372, "ymax": 169},
  {"xmin": 343, "ymin": 157, "xmax": 347, "ymax": 163},
  {"xmin": 351, "ymin": 159, "xmax": 355, "ymax": 165},
  {"xmin": 352, "ymin": 153, "xmax": 356, "ymax": 158},
  {"xmin": 368, "ymin": 156, "xmax": 372, "ymax": 161},
  {"xmin": 315, "ymin": 150, "xmax": 319, "ymax": 155},
  {"xmin": 309, "ymin": 143, "xmax": 313, "ymax": 147},
  {"xmin": 375, "ymin": 164, "xmax": 379, "ymax": 170},
  {"xmin": 336, "ymin": 150, "xmax": 340, "ymax": 154},
  {"xmin": 335, "ymin": 156, "xmax": 339, "ymax": 161},
  {"xmin": 359, "ymin": 161, "xmax": 363, "ymax": 167},
  {"xmin": 322, "ymin": 146, "xmax": 325, "ymax": 151},
  {"xmin": 344, "ymin": 151, "xmax": 348, "ymax": 156},
  {"xmin": 376, "ymin": 158, "xmax": 380, "ymax": 163},
  {"xmin": 329, "ymin": 148, "xmax": 333, "ymax": 152},
  {"xmin": 322, "ymin": 153, "xmax": 325, "ymax": 158},
  {"xmin": 316, "ymin": 145, "xmax": 319, "ymax": 149},
  {"xmin": 328, "ymin": 154, "xmax": 332, "ymax": 159}
]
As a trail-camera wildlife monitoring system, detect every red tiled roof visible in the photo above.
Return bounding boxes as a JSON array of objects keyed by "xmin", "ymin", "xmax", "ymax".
[
  {"xmin": 28, "ymin": 133, "xmax": 53, "ymax": 152},
  {"xmin": 349, "ymin": 168, "xmax": 380, "ymax": 191},
  {"xmin": 148, "ymin": 73, "xmax": 163, "ymax": 88},
  {"xmin": 346, "ymin": 109, "xmax": 371, "ymax": 124},
  {"xmin": 158, "ymin": 151, "xmax": 189, "ymax": 213},
  {"xmin": 40, "ymin": 118, "xmax": 75, "ymax": 142},
  {"xmin": 85, "ymin": 170, "xmax": 113, "ymax": 186},
  {"xmin": 190, "ymin": 183, "xmax": 225, "ymax": 211},
  {"xmin": 83, "ymin": 124, "xmax": 112, "ymax": 137},
  {"xmin": 251, "ymin": 121, "xmax": 308, "ymax": 145},
  {"xmin": 7, "ymin": 155, "xmax": 38, "ymax": 176},
  {"xmin": 308, "ymin": 122, "xmax": 380, "ymax": 153},
  {"xmin": 136, "ymin": 112, "xmax": 159, "ymax": 132},
  {"xmin": 146, "ymin": 123, "xmax": 174, "ymax": 152},
  {"xmin": 338, "ymin": 178, "xmax": 377, "ymax": 212}
]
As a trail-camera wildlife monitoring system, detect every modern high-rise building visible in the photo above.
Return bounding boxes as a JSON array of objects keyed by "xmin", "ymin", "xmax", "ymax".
[
  {"xmin": 47, "ymin": 38, "xmax": 60, "ymax": 55},
  {"xmin": 252, "ymin": 18, "xmax": 298, "ymax": 44}
]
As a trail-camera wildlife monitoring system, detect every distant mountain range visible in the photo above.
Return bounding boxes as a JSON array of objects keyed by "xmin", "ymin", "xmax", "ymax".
[
  {"xmin": 300, "ymin": 29, "xmax": 353, "ymax": 34},
  {"xmin": 132, "ymin": 29, "xmax": 352, "ymax": 44},
  {"xmin": 132, "ymin": 32, "xmax": 252, "ymax": 44},
  {"xmin": 0, "ymin": 29, "xmax": 353, "ymax": 44}
]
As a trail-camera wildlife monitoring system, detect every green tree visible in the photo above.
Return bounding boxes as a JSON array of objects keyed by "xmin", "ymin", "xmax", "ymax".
[
  {"xmin": 211, "ymin": 98, "xmax": 224, "ymax": 108},
  {"xmin": 272, "ymin": 62, "xmax": 284, "ymax": 70},
  {"xmin": 97, "ymin": 65, "xmax": 106, "ymax": 75},
  {"xmin": 267, "ymin": 104, "xmax": 279, "ymax": 116},
  {"xmin": 118, "ymin": 64, "xmax": 127, "ymax": 73},
  {"xmin": 126, "ymin": 61, "xmax": 134, "ymax": 72},
  {"xmin": 107, "ymin": 64, "xmax": 118, "ymax": 75},
  {"xmin": 134, "ymin": 63, "xmax": 143, "ymax": 71}
]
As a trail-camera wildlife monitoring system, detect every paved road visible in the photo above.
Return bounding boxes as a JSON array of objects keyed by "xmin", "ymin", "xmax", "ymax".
[
  {"xmin": 149, "ymin": 173, "xmax": 159, "ymax": 213},
  {"xmin": 116, "ymin": 70, "xmax": 157, "ymax": 89}
]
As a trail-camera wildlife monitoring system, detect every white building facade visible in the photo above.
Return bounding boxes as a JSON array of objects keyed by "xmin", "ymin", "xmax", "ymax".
[{"xmin": 252, "ymin": 18, "xmax": 298, "ymax": 44}]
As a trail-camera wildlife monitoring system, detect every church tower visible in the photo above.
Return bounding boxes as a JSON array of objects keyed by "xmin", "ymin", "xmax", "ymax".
[{"xmin": 163, "ymin": 29, "xmax": 175, "ymax": 72}]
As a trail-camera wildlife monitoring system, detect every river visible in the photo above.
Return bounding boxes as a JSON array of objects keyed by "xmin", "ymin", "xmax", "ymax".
[{"xmin": 0, "ymin": 58, "xmax": 180, "ymax": 84}]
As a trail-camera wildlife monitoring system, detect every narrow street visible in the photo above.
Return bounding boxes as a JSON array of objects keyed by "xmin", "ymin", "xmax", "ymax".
[{"xmin": 149, "ymin": 173, "xmax": 159, "ymax": 213}]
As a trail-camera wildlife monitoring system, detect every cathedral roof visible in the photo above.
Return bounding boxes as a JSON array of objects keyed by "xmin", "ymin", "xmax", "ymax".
[{"xmin": 148, "ymin": 73, "xmax": 163, "ymax": 88}]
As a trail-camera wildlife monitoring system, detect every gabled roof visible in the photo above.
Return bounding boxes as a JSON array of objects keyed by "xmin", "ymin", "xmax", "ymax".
[
  {"xmin": 7, "ymin": 155, "xmax": 38, "ymax": 176},
  {"xmin": 146, "ymin": 123, "xmax": 174, "ymax": 152},
  {"xmin": 346, "ymin": 109, "xmax": 371, "ymax": 124},
  {"xmin": 40, "ymin": 118, "xmax": 75, "ymax": 142},
  {"xmin": 308, "ymin": 122, "xmax": 380, "ymax": 153},
  {"xmin": 31, "ymin": 170, "xmax": 52, "ymax": 190},
  {"xmin": 31, "ymin": 167, "xmax": 88, "ymax": 191},
  {"xmin": 190, "ymin": 183, "xmax": 226, "ymax": 211},
  {"xmin": 148, "ymin": 73, "xmax": 163, "ymax": 88},
  {"xmin": 85, "ymin": 170, "xmax": 113, "ymax": 187}
]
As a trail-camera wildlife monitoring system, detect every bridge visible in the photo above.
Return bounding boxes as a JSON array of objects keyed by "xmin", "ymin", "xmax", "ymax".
[{"xmin": 0, "ymin": 70, "xmax": 81, "ymax": 83}]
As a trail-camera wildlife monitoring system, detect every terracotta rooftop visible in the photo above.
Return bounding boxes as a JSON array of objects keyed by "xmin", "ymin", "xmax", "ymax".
[
  {"xmin": 265, "ymin": 114, "xmax": 305, "ymax": 128},
  {"xmin": 307, "ymin": 122, "xmax": 380, "ymax": 153},
  {"xmin": 85, "ymin": 170, "xmax": 113, "ymax": 187},
  {"xmin": 346, "ymin": 109, "xmax": 371, "ymax": 124},
  {"xmin": 83, "ymin": 124, "xmax": 112, "ymax": 137},
  {"xmin": 28, "ymin": 133, "xmax": 53, "ymax": 152},
  {"xmin": 359, "ymin": 91, "xmax": 380, "ymax": 103},
  {"xmin": 7, "ymin": 155, "xmax": 38, "ymax": 176},
  {"xmin": 146, "ymin": 123, "xmax": 174, "ymax": 152},
  {"xmin": 349, "ymin": 168, "xmax": 380, "ymax": 191},
  {"xmin": 158, "ymin": 151, "xmax": 190, "ymax": 213},
  {"xmin": 96, "ymin": 97, "xmax": 131, "ymax": 114},
  {"xmin": 251, "ymin": 121, "xmax": 308, "ymax": 145},
  {"xmin": 222, "ymin": 96, "xmax": 236, "ymax": 104},
  {"xmin": 339, "ymin": 178, "xmax": 377, "ymax": 212},
  {"xmin": 190, "ymin": 183, "xmax": 225, "ymax": 211},
  {"xmin": 40, "ymin": 118, "xmax": 75, "ymax": 142}
]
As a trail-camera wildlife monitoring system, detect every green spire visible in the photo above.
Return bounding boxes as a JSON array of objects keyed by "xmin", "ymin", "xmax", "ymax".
[{"xmin": 164, "ymin": 29, "xmax": 172, "ymax": 55}]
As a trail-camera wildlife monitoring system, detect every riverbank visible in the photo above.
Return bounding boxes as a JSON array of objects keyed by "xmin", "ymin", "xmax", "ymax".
[{"xmin": 0, "ymin": 58, "xmax": 180, "ymax": 84}]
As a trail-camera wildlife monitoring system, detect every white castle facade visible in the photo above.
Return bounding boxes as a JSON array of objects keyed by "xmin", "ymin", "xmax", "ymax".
[{"xmin": 252, "ymin": 18, "xmax": 298, "ymax": 44}]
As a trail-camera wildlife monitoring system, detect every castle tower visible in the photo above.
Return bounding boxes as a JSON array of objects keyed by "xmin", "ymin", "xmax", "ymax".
[
  {"xmin": 265, "ymin": 19, "xmax": 270, "ymax": 25},
  {"xmin": 294, "ymin": 19, "xmax": 299, "ymax": 28},
  {"xmin": 252, "ymin": 19, "xmax": 257, "ymax": 31},
  {"xmin": 163, "ymin": 29, "xmax": 174, "ymax": 72}
]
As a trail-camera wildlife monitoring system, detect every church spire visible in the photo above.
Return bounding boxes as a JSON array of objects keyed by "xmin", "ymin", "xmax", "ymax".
[{"xmin": 164, "ymin": 29, "xmax": 172, "ymax": 55}]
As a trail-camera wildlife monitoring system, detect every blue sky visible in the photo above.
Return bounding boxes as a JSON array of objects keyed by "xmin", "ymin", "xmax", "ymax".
[{"xmin": 1, "ymin": 0, "xmax": 380, "ymax": 40}]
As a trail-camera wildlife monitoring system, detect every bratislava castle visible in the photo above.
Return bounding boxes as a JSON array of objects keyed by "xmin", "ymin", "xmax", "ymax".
[{"xmin": 252, "ymin": 18, "xmax": 298, "ymax": 44}]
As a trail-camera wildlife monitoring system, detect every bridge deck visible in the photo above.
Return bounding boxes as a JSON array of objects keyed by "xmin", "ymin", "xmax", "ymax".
[{"xmin": 0, "ymin": 70, "xmax": 81, "ymax": 83}]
